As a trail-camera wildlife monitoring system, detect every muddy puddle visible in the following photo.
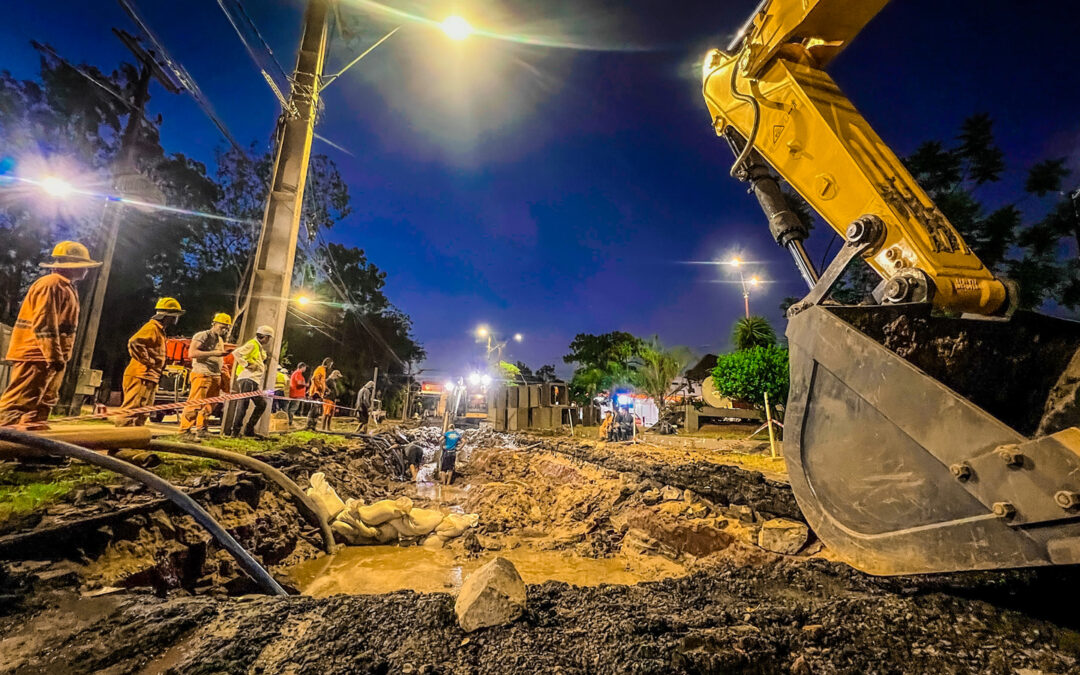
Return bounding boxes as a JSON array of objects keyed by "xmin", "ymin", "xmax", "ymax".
[{"xmin": 287, "ymin": 546, "xmax": 686, "ymax": 596}]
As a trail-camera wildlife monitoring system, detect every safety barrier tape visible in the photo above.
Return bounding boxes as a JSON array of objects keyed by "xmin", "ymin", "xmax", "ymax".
[{"xmin": 50, "ymin": 388, "xmax": 273, "ymax": 423}]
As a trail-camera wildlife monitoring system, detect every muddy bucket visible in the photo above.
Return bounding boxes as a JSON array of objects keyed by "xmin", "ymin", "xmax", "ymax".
[{"xmin": 785, "ymin": 304, "xmax": 1080, "ymax": 575}]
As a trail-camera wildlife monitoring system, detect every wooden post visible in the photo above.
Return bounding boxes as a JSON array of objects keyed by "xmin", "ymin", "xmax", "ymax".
[{"xmin": 764, "ymin": 391, "xmax": 777, "ymax": 458}]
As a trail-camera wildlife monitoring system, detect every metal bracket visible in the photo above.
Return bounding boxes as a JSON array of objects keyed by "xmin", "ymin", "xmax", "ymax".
[{"xmin": 787, "ymin": 215, "xmax": 884, "ymax": 317}]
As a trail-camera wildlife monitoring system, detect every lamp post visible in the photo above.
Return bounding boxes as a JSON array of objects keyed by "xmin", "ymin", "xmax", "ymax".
[
  {"xmin": 476, "ymin": 325, "xmax": 522, "ymax": 362},
  {"xmin": 729, "ymin": 257, "xmax": 759, "ymax": 318},
  {"xmin": 239, "ymin": 3, "xmax": 472, "ymax": 434}
]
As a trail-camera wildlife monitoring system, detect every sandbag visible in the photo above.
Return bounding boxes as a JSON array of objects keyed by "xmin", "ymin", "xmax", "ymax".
[
  {"xmin": 423, "ymin": 533, "xmax": 449, "ymax": 549},
  {"xmin": 358, "ymin": 497, "xmax": 414, "ymax": 526},
  {"xmin": 305, "ymin": 472, "xmax": 345, "ymax": 520},
  {"xmin": 391, "ymin": 507, "xmax": 446, "ymax": 538},
  {"xmin": 375, "ymin": 522, "xmax": 399, "ymax": 544},
  {"xmin": 435, "ymin": 513, "xmax": 480, "ymax": 539},
  {"xmin": 332, "ymin": 520, "xmax": 380, "ymax": 546},
  {"xmin": 335, "ymin": 499, "xmax": 380, "ymax": 539}
]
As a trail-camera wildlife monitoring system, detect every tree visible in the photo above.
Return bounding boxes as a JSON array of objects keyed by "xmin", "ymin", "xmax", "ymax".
[
  {"xmin": 731, "ymin": 316, "xmax": 776, "ymax": 350},
  {"xmin": 630, "ymin": 338, "xmax": 691, "ymax": 422},
  {"xmin": 564, "ymin": 331, "xmax": 643, "ymax": 403},
  {"xmin": 536, "ymin": 364, "xmax": 558, "ymax": 382},
  {"xmin": 513, "ymin": 361, "xmax": 534, "ymax": 382},
  {"xmin": 711, "ymin": 345, "xmax": 790, "ymax": 411}
]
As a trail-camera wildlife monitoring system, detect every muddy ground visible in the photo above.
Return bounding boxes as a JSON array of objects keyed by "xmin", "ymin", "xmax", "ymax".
[{"xmin": 2, "ymin": 427, "xmax": 1080, "ymax": 673}]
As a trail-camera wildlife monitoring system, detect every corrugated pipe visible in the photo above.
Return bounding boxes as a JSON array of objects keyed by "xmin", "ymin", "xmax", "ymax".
[
  {"xmin": 149, "ymin": 439, "xmax": 336, "ymax": 554},
  {"xmin": 0, "ymin": 428, "xmax": 287, "ymax": 597}
]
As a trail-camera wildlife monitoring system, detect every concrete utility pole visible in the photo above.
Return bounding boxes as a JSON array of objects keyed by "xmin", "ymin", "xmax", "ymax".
[
  {"xmin": 237, "ymin": 0, "xmax": 330, "ymax": 434},
  {"xmin": 58, "ymin": 31, "xmax": 180, "ymax": 414}
]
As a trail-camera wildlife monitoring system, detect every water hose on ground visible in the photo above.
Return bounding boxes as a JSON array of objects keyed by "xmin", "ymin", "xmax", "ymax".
[
  {"xmin": 149, "ymin": 439, "xmax": 336, "ymax": 554},
  {"xmin": 0, "ymin": 427, "xmax": 287, "ymax": 597}
]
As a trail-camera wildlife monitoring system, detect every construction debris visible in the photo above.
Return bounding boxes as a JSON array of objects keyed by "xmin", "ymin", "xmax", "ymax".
[
  {"xmin": 757, "ymin": 518, "xmax": 810, "ymax": 555},
  {"xmin": 455, "ymin": 557, "xmax": 527, "ymax": 632}
]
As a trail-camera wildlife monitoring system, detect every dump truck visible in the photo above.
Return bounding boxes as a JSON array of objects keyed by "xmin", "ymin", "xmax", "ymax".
[{"xmin": 702, "ymin": 0, "xmax": 1080, "ymax": 574}]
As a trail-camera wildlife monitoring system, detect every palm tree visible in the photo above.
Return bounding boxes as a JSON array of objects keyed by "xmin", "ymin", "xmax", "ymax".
[
  {"xmin": 631, "ymin": 337, "xmax": 692, "ymax": 423},
  {"xmin": 732, "ymin": 316, "xmax": 776, "ymax": 351}
]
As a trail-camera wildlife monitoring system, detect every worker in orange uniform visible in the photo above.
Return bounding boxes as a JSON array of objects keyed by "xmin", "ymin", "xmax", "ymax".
[
  {"xmin": 0, "ymin": 242, "xmax": 101, "ymax": 429},
  {"xmin": 178, "ymin": 312, "xmax": 232, "ymax": 441},
  {"xmin": 319, "ymin": 369, "xmax": 343, "ymax": 431},
  {"xmin": 304, "ymin": 357, "xmax": 333, "ymax": 431},
  {"xmin": 113, "ymin": 298, "xmax": 184, "ymax": 427}
]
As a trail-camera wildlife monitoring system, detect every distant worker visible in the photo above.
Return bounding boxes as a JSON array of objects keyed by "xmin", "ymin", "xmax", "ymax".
[
  {"xmin": 441, "ymin": 423, "xmax": 462, "ymax": 485},
  {"xmin": 114, "ymin": 297, "xmax": 184, "ymax": 427},
  {"xmin": 178, "ymin": 312, "xmax": 232, "ymax": 441},
  {"xmin": 405, "ymin": 442, "xmax": 425, "ymax": 481},
  {"xmin": 286, "ymin": 362, "xmax": 308, "ymax": 427},
  {"xmin": 305, "ymin": 357, "xmax": 333, "ymax": 430},
  {"xmin": 0, "ymin": 242, "xmax": 101, "ymax": 429},
  {"xmin": 319, "ymin": 369, "xmax": 343, "ymax": 431},
  {"xmin": 226, "ymin": 325, "xmax": 274, "ymax": 439},
  {"xmin": 353, "ymin": 379, "xmax": 375, "ymax": 433},
  {"xmin": 273, "ymin": 366, "xmax": 288, "ymax": 412}
]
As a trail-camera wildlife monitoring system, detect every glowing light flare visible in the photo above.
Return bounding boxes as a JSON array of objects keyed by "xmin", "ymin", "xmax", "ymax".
[
  {"xmin": 39, "ymin": 176, "xmax": 75, "ymax": 199},
  {"xmin": 444, "ymin": 381, "xmax": 456, "ymax": 392},
  {"xmin": 513, "ymin": 333, "xmax": 523, "ymax": 342},
  {"xmin": 481, "ymin": 374, "xmax": 492, "ymax": 386},
  {"xmin": 441, "ymin": 15, "xmax": 473, "ymax": 41},
  {"xmin": 468, "ymin": 372, "xmax": 482, "ymax": 386},
  {"xmin": 296, "ymin": 295, "xmax": 311, "ymax": 306},
  {"xmin": 750, "ymin": 277, "xmax": 760, "ymax": 286},
  {"xmin": 476, "ymin": 325, "xmax": 490, "ymax": 338}
]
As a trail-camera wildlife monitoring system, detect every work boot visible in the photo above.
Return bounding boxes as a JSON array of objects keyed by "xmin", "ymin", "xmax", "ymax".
[
  {"xmin": 177, "ymin": 429, "xmax": 201, "ymax": 443},
  {"xmin": 243, "ymin": 429, "xmax": 270, "ymax": 441}
]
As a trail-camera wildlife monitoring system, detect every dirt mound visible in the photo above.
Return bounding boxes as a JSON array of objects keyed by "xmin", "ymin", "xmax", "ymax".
[{"xmin": 5, "ymin": 561, "xmax": 1078, "ymax": 673}]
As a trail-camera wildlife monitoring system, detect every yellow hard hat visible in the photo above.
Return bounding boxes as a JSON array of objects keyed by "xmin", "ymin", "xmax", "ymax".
[
  {"xmin": 154, "ymin": 297, "xmax": 185, "ymax": 315},
  {"xmin": 40, "ymin": 241, "xmax": 102, "ymax": 269},
  {"xmin": 212, "ymin": 312, "xmax": 233, "ymax": 326}
]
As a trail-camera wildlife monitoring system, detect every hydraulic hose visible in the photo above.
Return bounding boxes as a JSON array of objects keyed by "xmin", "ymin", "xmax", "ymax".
[
  {"xmin": 0, "ymin": 428, "xmax": 287, "ymax": 597},
  {"xmin": 149, "ymin": 439, "xmax": 335, "ymax": 554},
  {"xmin": 727, "ymin": 58, "xmax": 762, "ymax": 179}
]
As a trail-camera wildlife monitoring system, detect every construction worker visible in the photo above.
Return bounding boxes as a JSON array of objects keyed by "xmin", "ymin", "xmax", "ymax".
[
  {"xmin": 178, "ymin": 313, "xmax": 232, "ymax": 441},
  {"xmin": 114, "ymin": 298, "xmax": 184, "ymax": 427},
  {"xmin": 0, "ymin": 242, "xmax": 101, "ymax": 429},
  {"xmin": 354, "ymin": 379, "xmax": 375, "ymax": 433},
  {"xmin": 286, "ymin": 362, "xmax": 308, "ymax": 427},
  {"xmin": 320, "ymin": 370, "xmax": 343, "ymax": 431},
  {"xmin": 305, "ymin": 357, "xmax": 333, "ymax": 431},
  {"xmin": 441, "ymin": 423, "xmax": 462, "ymax": 485},
  {"xmin": 226, "ymin": 325, "xmax": 274, "ymax": 439}
]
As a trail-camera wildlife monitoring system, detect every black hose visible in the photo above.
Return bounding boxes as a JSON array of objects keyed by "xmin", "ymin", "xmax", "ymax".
[
  {"xmin": 149, "ymin": 439, "xmax": 335, "ymax": 554},
  {"xmin": 0, "ymin": 428, "xmax": 287, "ymax": 597}
]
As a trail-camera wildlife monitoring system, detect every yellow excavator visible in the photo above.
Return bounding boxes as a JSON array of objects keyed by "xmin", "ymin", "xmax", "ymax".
[{"xmin": 702, "ymin": 0, "xmax": 1080, "ymax": 575}]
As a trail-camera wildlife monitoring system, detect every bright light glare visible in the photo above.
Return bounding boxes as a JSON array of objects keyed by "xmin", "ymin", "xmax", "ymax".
[
  {"xmin": 296, "ymin": 295, "xmax": 311, "ymax": 306},
  {"xmin": 444, "ymin": 381, "xmax": 455, "ymax": 392},
  {"xmin": 39, "ymin": 176, "xmax": 74, "ymax": 199},
  {"xmin": 730, "ymin": 257, "xmax": 741, "ymax": 267},
  {"xmin": 441, "ymin": 15, "xmax": 472, "ymax": 41},
  {"xmin": 481, "ymin": 374, "xmax": 492, "ymax": 386},
  {"xmin": 476, "ymin": 325, "xmax": 489, "ymax": 338},
  {"xmin": 468, "ymin": 372, "xmax": 482, "ymax": 386},
  {"xmin": 513, "ymin": 333, "xmax": 523, "ymax": 342},
  {"xmin": 750, "ymin": 277, "xmax": 759, "ymax": 286}
]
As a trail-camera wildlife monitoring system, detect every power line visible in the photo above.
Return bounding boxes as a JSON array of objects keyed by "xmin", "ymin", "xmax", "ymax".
[
  {"xmin": 216, "ymin": 0, "xmax": 295, "ymax": 113},
  {"xmin": 117, "ymin": 0, "xmax": 242, "ymax": 150}
]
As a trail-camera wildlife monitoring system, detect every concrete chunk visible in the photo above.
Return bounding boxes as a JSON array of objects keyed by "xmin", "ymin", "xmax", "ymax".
[
  {"xmin": 454, "ymin": 557, "xmax": 527, "ymax": 632},
  {"xmin": 757, "ymin": 518, "xmax": 809, "ymax": 555}
]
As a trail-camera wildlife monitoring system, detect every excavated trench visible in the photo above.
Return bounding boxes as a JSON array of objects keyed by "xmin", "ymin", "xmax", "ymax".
[{"xmin": 1, "ymin": 428, "xmax": 1080, "ymax": 673}]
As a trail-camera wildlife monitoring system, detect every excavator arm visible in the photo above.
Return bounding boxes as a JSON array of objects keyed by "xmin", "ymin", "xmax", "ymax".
[
  {"xmin": 703, "ymin": 0, "xmax": 1008, "ymax": 314},
  {"xmin": 701, "ymin": 0, "xmax": 1080, "ymax": 575}
]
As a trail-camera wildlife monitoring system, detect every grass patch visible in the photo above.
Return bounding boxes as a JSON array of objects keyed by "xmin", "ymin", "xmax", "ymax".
[
  {"xmin": 186, "ymin": 430, "xmax": 349, "ymax": 455},
  {"xmin": 0, "ymin": 464, "xmax": 118, "ymax": 518}
]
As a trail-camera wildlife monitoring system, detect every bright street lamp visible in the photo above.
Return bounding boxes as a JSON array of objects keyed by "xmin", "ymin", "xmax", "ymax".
[
  {"xmin": 441, "ymin": 15, "xmax": 473, "ymax": 41},
  {"xmin": 39, "ymin": 176, "xmax": 75, "ymax": 199},
  {"xmin": 476, "ymin": 325, "xmax": 490, "ymax": 338},
  {"xmin": 513, "ymin": 333, "xmax": 523, "ymax": 343}
]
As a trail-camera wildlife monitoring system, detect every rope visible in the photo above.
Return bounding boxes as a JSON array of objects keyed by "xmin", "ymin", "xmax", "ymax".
[{"xmin": 49, "ymin": 389, "xmax": 272, "ymax": 423}]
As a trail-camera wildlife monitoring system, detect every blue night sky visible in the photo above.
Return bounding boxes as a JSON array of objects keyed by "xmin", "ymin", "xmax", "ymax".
[{"xmin": 3, "ymin": 0, "xmax": 1078, "ymax": 378}]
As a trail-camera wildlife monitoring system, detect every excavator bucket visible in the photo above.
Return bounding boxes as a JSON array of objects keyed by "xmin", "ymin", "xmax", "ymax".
[{"xmin": 785, "ymin": 303, "xmax": 1080, "ymax": 575}]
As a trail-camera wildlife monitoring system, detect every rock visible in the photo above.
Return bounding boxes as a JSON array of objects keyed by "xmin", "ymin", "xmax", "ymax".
[
  {"xmin": 801, "ymin": 624, "xmax": 825, "ymax": 640},
  {"xmin": 790, "ymin": 655, "xmax": 811, "ymax": 675},
  {"xmin": 454, "ymin": 557, "xmax": 527, "ymax": 632},
  {"xmin": 641, "ymin": 489, "xmax": 661, "ymax": 505},
  {"xmin": 758, "ymin": 518, "xmax": 810, "ymax": 555},
  {"xmin": 660, "ymin": 486, "xmax": 682, "ymax": 502}
]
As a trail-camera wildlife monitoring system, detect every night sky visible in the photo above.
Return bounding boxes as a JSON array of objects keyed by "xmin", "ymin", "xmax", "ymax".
[{"xmin": 3, "ymin": 0, "xmax": 1078, "ymax": 379}]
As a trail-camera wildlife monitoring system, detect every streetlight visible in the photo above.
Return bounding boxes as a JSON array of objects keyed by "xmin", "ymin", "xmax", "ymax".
[
  {"xmin": 728, "ymin": 256, "xmax": 756, "ymax": 318},
  {"xmin": 39, "ymin": 176, "xmax": 75, "ymax": 199},
  {"xmin": 476, "ymin": 326, "xmax": 522, "ymax": 362},
  {"xmin": 441, "ymin": 15, "xmax": 473, "ymax": 41},
  {"xmin": 513, "ymin": 333, "xmax": 523, "ymax": 343}
]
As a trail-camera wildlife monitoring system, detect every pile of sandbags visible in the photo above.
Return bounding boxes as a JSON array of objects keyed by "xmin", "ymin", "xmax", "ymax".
[{"xmin": 306, "ymin": 475, "xmax": 479, "ymax": 547}]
